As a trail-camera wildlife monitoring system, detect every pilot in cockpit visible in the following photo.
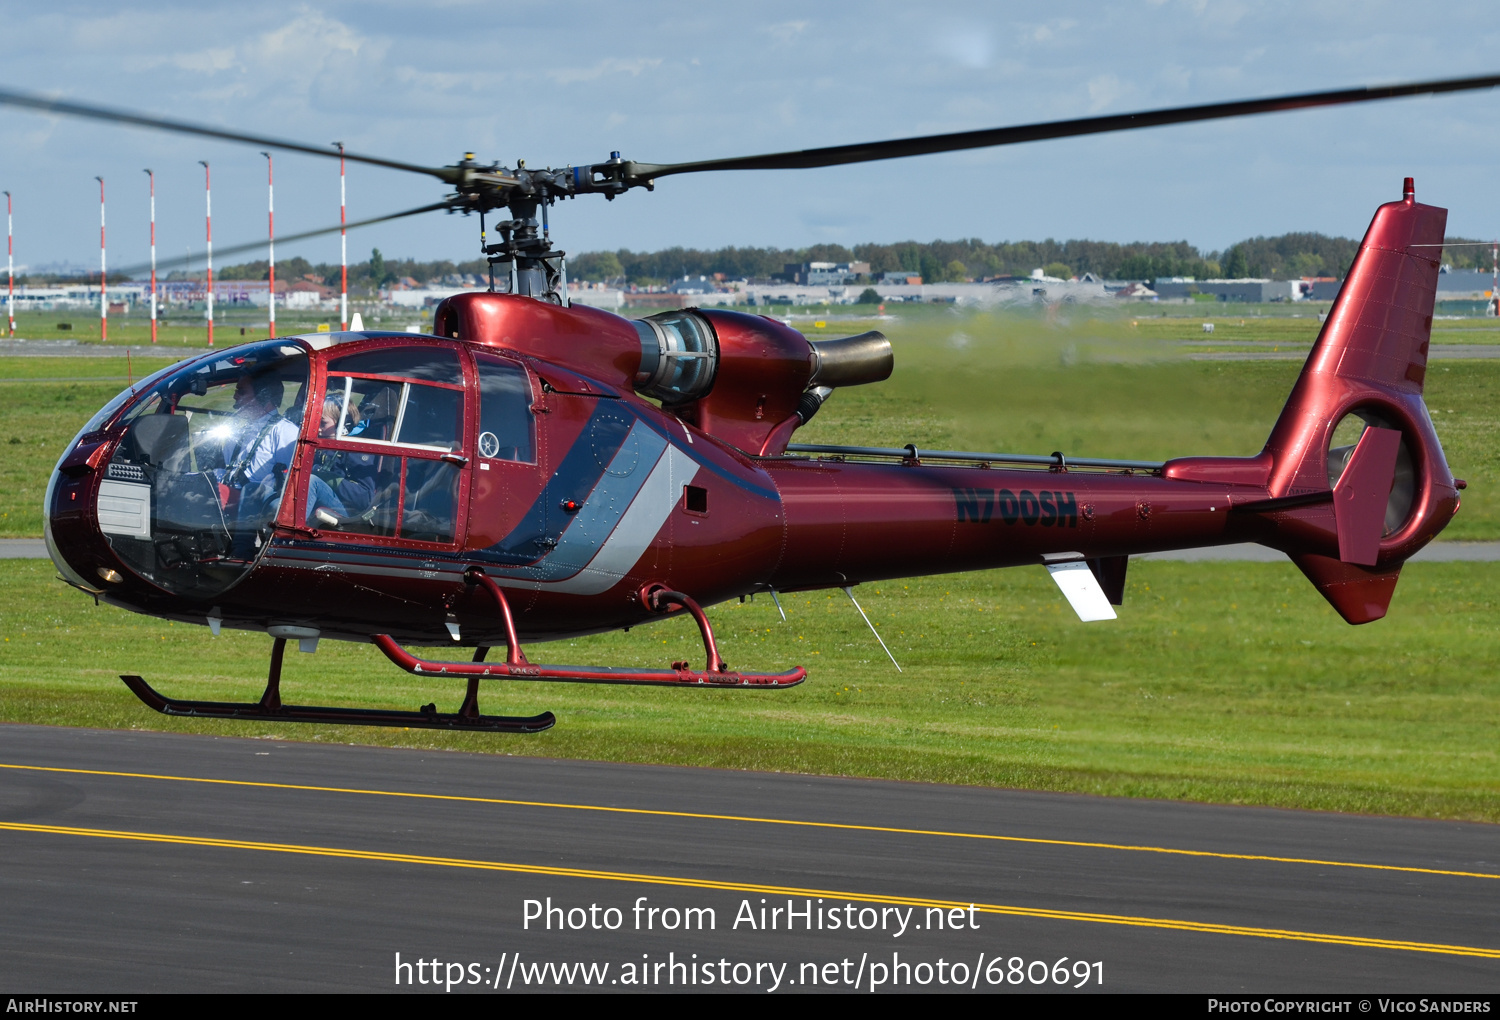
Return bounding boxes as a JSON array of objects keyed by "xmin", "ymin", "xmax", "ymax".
[
  {"xmin": 223, "ymin": 372, "xmax": 299, "ymax": 553},
  {"xmin": 224, "ymin": 373, "xmax": 299, "ymax": 491}
]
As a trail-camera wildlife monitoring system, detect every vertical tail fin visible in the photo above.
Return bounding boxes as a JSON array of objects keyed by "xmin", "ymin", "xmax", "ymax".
[{"xmin": 1256, "ymin": 178, "xmax": 1461, "ymax": 623}]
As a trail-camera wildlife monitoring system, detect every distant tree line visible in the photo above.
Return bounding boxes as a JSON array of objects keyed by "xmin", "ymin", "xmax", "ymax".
[
  {"xmin": 16, "ymin": 234, "xmax": 1496, "ymax": 289},
  {"xmin": 571, "ymin": 233, "xmax": 1498, "ymax": 284},
  {"xmin": 205, "ymin": 249, "xmax": 490, "ymax": 291},
  {"xmin": 569, "ymin": 239, "xmax": 1223, "ymax": 285}
]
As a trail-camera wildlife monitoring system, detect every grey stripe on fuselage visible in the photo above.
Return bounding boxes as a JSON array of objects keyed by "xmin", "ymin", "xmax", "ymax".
[{"xmin": 538, "ymin": 443, "xmax": 700, "ymax": 595}]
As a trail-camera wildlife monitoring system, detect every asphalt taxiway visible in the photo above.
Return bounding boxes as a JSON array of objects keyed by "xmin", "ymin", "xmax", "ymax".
[{"xmin": 0, "ymin": 724, "xmax": 1495, "ymax": 993}]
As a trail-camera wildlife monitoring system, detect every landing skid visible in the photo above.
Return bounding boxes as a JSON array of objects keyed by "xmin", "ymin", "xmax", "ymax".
[
  {"xmin": 120, "ymin": 630, "xmax": 555, "ymax": 732},
  {"xmin": 118, "ymin": 573, "xmax": 800, "ymax": 733},
  {"xmin": 120, "ymin": 672, "xmax": 555, "ymax": 732}
]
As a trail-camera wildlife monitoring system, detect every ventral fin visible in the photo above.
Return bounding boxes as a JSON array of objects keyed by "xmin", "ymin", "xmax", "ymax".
[{"xmin": 1043, "ymin": 554, "xmax": 1118, "ymax": 622}]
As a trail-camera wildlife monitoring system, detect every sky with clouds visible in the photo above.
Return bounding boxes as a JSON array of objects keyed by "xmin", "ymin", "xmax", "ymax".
[{"xmin": 3, "ymin": 1, "xmax": 1500, "ymax": 274}]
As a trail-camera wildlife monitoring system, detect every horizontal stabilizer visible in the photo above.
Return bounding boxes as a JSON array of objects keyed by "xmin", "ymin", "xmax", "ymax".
[
  {"xmin": 1045, "ymin": 559, "xmax": 1118, "ymax": 622},
  {"xmin": 1334, "ymin": 426, "xmax": 1402, "ymax": 566}
]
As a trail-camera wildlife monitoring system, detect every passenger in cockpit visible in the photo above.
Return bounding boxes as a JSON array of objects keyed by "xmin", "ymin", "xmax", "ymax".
[{"xmin": 312, "ymin": 397, "xmax": 378, "ymax": 522}]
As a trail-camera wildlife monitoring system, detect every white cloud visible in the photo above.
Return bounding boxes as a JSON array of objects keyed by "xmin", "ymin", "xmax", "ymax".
[
  {"xmin": 1025, "ymin": 18, "xmax": 1078, "ymax": 45},
  {"xmin": 935, "ymin": 27, "xmax": 992, "ymax": 69},
  {"xmin": 168, "ymin": 47, "xmax": 239, "ymax": 74},
  {"xmin": 548, "ymin": 57, "xmax": 663, "ymax": 86},
  {"xmin": 125, "ymin": 7, "xmax": 386, "ymax": 101},
  {"xmin": 1087, "ymin": 74, "xmax": 1125, "ymax": 112},
  {"xmin": 766, "ymin": 21, "xmax": 808, "ymax": 46}
]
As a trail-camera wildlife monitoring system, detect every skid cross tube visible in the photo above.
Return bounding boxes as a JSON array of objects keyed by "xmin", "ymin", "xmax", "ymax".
[
  {"xmin": 371, "ymin": 579, "xmax": 804, "ymax": 688},
  {"xmin": 646, "ymin": 588, "xmax": 728, "ymax": 673},
  {"xmin": 464, "ymin": 567, "xmax": 529, "ymax": 666}
]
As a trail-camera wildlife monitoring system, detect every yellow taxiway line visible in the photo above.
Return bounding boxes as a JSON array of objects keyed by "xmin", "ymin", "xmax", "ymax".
[
  {"xmin": 1, "ymin": 819, "xmax": 1495, "ymax": 959},
  {"xmin": 2, "ymin": 762, "xmax": 1494, "ymax": 882}
]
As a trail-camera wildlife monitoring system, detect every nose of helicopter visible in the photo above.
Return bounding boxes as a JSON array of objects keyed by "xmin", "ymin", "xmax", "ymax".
[
  {"xmin": 44, "ymin": 429, "xmax": 126, "ymax": 595},
  {"xmin": 44, "ymin": 340, "xmax": 314, "ymax": 603}
]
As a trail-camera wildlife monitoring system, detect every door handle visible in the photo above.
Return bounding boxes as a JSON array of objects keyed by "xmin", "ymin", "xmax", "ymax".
[{"xmin": 441, "ymin": 453, "xmax": 469, "ymax": 466}]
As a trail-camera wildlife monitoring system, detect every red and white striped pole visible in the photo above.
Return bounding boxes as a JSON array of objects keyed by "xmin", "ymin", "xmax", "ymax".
[
  {"xmin": 1491, "ymin": 241, "xmax": 1497, "ymax": 318},
  {"xmin": 199, "ymin": 161, "xmax": 213, "ymax": 347},
  {"xmin": 335, "ymin": 141, "xmax": 347, "ymax": 330},
  {"xmin": 144, "ymin": 170, "xmax": 157, "ymax": 344},
  {"xmin": 4, "ymin": 190, "xmax": 13, "ymax": 338},
  {"xmin": 261, "ymin": 151, "xmax": 275, "ymax": 338},
  {"xmin": 95, "ymin": 176, "xmax": 106, "ymax": 342}
]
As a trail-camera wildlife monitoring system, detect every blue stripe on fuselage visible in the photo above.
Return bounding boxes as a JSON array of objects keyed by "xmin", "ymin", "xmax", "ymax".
[{"xmin": 473, "ymin": 401, "xmax": 635, "ymax": 566}]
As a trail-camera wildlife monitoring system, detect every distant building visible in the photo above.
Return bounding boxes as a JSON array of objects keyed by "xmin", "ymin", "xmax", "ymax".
[
  {"xmin": 624, "ymin": 293, "xmax": 692, "ymax": 310},
  {"xmin": 1435, "ymin": 268, "xmax": 1494, "ymax": 299},
  {"xmin": 783, "ymin": 261, "xmax": 870, "ymax": 285},
  {"xmin": 1299, "ymin": 278, "xmax": 1343, "ymax": 301},
  {"xmin": 667, "ymin": 275, "xmax": 716, "ymax": 295},
  {"xmin": 1152, "ymin": 278, "xmax": 1296, "ymax": 303},
  {"xmin": 1111, "ymin": 282, "xmax": 1158, "ymax": 301},
  {"xmin": 567, "ymin": 282, "xmax": 625, "ymax": 310},
  {"xmin": 877, "ymin": 271, "xmax": 921, "ymax": 285}
]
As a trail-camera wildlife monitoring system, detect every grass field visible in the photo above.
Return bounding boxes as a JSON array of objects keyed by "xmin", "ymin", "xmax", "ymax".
[
  {"xmin": 0, "ymin": 557, "xmax": 1494, "ymax": 820},
  {"xmin": 4, "ymin": 307, "xmax": 420, "ymax": 346},
  {"xmin": 0, "ymin": 308, "xmax": 1496, "ymax": 821}
]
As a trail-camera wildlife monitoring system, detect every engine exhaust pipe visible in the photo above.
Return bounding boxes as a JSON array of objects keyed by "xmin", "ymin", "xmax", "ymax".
[{"xmin": 809, "ymin": 331, "xmax": 893, "ymax": 388}]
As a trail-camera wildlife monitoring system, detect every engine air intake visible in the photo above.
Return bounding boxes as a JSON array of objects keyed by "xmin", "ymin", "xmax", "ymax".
[{"xmin": 634, "ymin": 310, "xmax": 718, "ymax": 404}]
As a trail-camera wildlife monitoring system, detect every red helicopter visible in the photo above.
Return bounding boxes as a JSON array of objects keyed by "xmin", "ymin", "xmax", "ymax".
[{"xmin": 7, "ymin": 75, "xmax": 1483, "ymax": 732}]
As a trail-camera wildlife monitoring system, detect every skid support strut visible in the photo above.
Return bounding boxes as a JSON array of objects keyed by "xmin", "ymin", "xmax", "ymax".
[{"xmin": 372, "ymin": 573, "xmax": 805, "ymax": 688}]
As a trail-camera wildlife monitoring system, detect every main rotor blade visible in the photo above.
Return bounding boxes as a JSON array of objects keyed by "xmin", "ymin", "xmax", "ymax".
[
  {"xmin": 634, "ymin": 72, "xmax": 1500, "ymax": 178},
  {"xmin": 107, "ymin": 201, "xmax": 452, "ymax": 279},
  {"xmin": 0, "ymin": 86, "xmax": 451, "ymax": 181}
]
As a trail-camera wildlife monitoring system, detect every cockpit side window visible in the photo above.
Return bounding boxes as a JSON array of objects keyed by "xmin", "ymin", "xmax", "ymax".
[
  {"xmin": 324, "ymin": 344, "xmax": 466, "ymax": 453},
  {"xmin": 474, "ymin": 354, "xmax": 535, "ymax": 462},
  {"xmin": 305, "ymin": 341, "xmax": 468, "ymax": 547},
  {"xmin": 326, "ymin": 346, "xmax": 462, "ymax": 385}
]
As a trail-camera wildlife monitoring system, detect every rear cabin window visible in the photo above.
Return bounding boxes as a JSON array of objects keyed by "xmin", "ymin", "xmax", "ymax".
[{"xmin": 475, "ymin": 354, "xmax": 534, "ymax": 462}]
